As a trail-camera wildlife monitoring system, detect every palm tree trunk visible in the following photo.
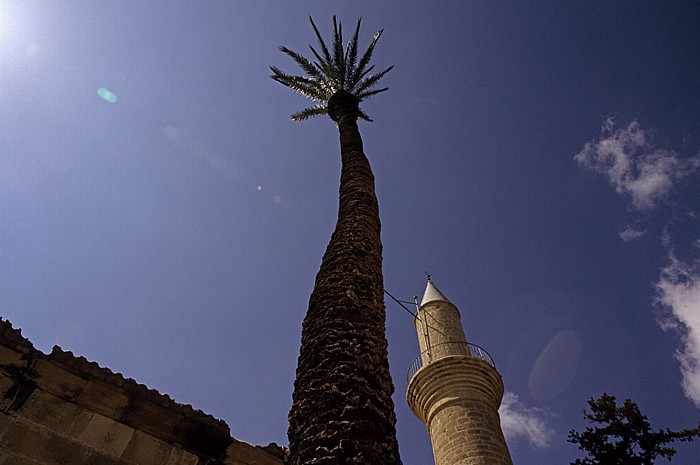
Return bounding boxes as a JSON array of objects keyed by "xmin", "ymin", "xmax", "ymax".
[{"xmin": 286, "ymin": 90, "xmax": 402, "ymax": 465}]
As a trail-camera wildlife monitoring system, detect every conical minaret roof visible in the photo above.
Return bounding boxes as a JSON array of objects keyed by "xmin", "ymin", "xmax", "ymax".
[{"xmin": 421, "ymin": 277, "xmax": 450, "ymax": 306}]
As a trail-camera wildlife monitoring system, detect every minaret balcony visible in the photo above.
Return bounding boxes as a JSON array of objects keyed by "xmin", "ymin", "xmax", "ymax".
[{"xmin": 407, "ymin": 341, "xmax": 496, "ymax": 383}]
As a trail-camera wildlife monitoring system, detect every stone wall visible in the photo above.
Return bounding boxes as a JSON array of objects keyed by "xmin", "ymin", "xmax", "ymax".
[{"xmin": 0, "ymin": 318, "xmax": 283, "ymax": 465}]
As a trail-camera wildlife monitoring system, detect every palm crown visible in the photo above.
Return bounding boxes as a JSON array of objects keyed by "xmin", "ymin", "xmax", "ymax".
[{"xmin": 270, "ymin": 16, "xmax": 393, "ymax": 122}]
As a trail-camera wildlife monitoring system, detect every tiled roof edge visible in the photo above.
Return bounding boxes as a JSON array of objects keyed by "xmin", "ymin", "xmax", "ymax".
[{"xmin": 0, "ymin": 317, "xmax": 228, "ymax": 434}]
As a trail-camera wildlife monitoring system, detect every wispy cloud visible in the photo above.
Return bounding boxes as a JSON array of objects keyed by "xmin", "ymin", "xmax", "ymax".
[
  {"xmin": 499, "ymin": 391, "xmax": 554, "ymax": 448},
  {"xmin": 619, "ymin": 225, "xmax": 647, "ymax": 242},
  {"xmin": 656, "ymin": 233, "xmax": 700, "ymax": 407},
  {"xmin": 576, "ymin": 120, "xmax": 700, "ymax": 407},
  {"xmin": 574, "ymin": 118, "xmax": 700, "ymax": 210}
]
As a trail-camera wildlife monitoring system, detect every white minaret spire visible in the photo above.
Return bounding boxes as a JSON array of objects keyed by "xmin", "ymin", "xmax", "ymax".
[
  {"xmin": 421, "ymin": 278, "xmax": 450, "ymax": 305},
  {"xmin": 406, "ymin": 278, "xmax": 513, "ymax": 465}
]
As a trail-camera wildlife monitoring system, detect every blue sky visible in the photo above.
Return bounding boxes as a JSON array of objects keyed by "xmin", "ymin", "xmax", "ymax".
[{"xmin": 2, "ymin": 1, "xmax": 700, "ymax": 464}]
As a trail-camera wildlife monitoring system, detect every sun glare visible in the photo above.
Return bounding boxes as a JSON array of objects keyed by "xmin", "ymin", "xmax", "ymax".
[
  {"xmin": 0, "ymin": 1, "xmax": 13, "ymax": 40},
  {"xmin": 0, "ymin": 13, "xmax": 6, "ymax": 40}
]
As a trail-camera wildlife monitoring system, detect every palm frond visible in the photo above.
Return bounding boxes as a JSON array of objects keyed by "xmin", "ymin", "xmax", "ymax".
[
  {"xmin": 356, "ymin": 87, "xmax": 389, "ymax": 101},
  {"xmin": 332, "ymin": 16, "xmax": 346, "ymax": 89},
  {"xmin": 354, "ymin": 65, "xmax": 394, "ymax": 95},
  {"xmin": 357, "ymin": 108, "xmax": 373, "ymax": 122},
  {"xmin": 350, "ymin": 29, "xmax": 383, "ymax": 89},
  {"xmin": 291, "ymin": 104, "xmax": 329, "ymax": 121},
  {"xmin": 271, "ymin": 16, "xmax": 392, "ymax": 121},
  {"xmin": 309, "ymin": 16, "xmax": 333, "ymax": 70},
  {"xmin": 270, "ymin": 67, "xmax": 327, "ymax": 101},
  {"xmin": 349, "ymin": 64, "xmax": 375, "ymax": 92},
  {"xmin": 308, "ymin": 46, "xmax": 329, "ymax": 75},
  {"xmin": 344, "ymin": 19, "xmax": 361, "ymax": 88},
  {"xmin": 279, "ymin": 46, "xmax": 325, "ymax": 82}
]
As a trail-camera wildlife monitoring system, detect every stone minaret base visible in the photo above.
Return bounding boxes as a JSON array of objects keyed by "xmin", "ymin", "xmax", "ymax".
[{"xmin": 407, "ymin": 355, "xmax": 512, "ymax": 465}]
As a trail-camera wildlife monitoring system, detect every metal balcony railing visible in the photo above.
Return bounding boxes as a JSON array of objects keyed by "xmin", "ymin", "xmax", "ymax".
[{"xmin": 406, "ymin": 341, "xmax": 496, "ymax": 383}]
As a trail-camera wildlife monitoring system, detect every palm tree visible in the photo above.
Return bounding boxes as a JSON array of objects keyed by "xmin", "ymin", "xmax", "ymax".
[{"xmin": 271, "ymin": 16, "xmax": 401, "ymax": 465}]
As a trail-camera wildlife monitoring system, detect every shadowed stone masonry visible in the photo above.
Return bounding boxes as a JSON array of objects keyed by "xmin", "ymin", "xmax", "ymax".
[{"xmin": 0, "ymin": 318, "xmax": 283, "ymax": 465}]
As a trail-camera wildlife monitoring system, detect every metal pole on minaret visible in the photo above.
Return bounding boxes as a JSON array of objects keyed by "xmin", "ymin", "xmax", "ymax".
[{"xmin": 406, "ymin": 278, "xmax": 513, "ymax": 465}]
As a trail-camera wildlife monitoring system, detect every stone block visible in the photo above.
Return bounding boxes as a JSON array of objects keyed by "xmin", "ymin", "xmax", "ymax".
[
  {"xmin": 122, "ymin": 430, "xmax": 171, "ymax": 465},
  {"xmin": 0, "ymin": 450, "xmax": 42, "ymax": 465},
  {"xmin": 121, "ymin": 397, "xmax": 177, "ymax": 440},
  {"xmin": 77, "ymin": 380, "xmax": 130, "ymax": 420},
  {"xmin": 0, "ymin": 346, "xmax": 25, "ymax": 366},
  {"xmin": 0, "ymin": 418, "xmax": 89, "ymax": 464},
  {"xmin": 79, "ymin": 413, "xmax": 134, "ymax": 457},
  {"xmin": 167, "ymin": 447, "xmax": 199, "ymax": 465},
  {"xmin": 173, "ymin": 415, "xmax": 231, "ymax": 458},
  {"xmin": 0, "ymin": 376, "xmax": 15, "ymax": 412},
  {"xmin": 70, "ymin": 408, "xmax": 95, "ymax": 437},
  {"xmin": 225, "ymin": 441, "xmax": 283, "ymax": 465},
  {"xmin": 84, "ymin": 451, "xmax": 130, "ymax": 465},
  {"xmin": 0, "ymin": 411, "xmax": 15, "ymax": 441},
  {"xmin": 33, "ymin": 359, "xmax": 87, "ymax": 400},
  {"xmin": 0, "ymin": 375, "xmax": 36, "ymax": 413},
  {"xmin": 18, "ymin": 388, "xmax": 92, "ymax": 437}
]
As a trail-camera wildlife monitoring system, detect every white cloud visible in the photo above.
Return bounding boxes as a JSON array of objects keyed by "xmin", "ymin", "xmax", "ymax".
[
  {"xmin": 499, "ymin": 391, "xmax": 554, "ymax": 448},
  {"xmin": 619, "ymin": 225, "xmax": 647, "ymax": 242},
  {"xmin": 576, "ymin": 120, "xmax": 700, "ymax": 406},
  {"xmin": 574, "ymin": 119, "xmax": 700, "ymax": 210},
  {"xmin": 656, "ymin": 237, "xmax": 700, "ymax": 407}
]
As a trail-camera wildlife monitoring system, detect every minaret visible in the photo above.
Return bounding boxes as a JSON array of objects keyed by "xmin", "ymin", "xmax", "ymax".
[{"xmin": 406, "ymin": 278, "xmax": 513, "ymax": 465}]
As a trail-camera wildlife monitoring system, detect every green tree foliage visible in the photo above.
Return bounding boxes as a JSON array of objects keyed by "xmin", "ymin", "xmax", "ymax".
[
  {"xmin": 569, "ymin": 393, "xmax": 700, "ymax": 465},
  {"xmin": 270, "ymin": 16, "xmax": 393, "ymax": 121}
]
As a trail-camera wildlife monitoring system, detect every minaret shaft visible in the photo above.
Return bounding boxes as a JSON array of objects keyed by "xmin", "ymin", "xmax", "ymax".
[
  {"xmin": 407, "ymin": 281, "xmax": 513, "ymax": 465},
  {"xmin": 416, "ymin": 300, "xmax": 470, "ymax": 363}
]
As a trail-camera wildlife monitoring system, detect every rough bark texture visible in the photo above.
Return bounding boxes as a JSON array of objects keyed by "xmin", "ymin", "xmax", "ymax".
[{"xmin": 286, "ymin": 90, "xmax": 402, "ymax": 465}]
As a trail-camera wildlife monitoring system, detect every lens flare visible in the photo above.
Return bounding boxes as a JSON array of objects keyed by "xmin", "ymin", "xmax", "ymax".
[
  {"xmin": 528, "ymin": 330, "xmax": 581, "ymax": 400},
  {"xmin": 97, "ymin": 88, "xmax": 117, "ymax": 103}
]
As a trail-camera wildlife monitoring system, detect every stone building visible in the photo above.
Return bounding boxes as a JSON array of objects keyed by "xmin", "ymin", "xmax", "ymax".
[{"xmin": 0, "ymin": 318, "xmax": 283, "ymax": 465}]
